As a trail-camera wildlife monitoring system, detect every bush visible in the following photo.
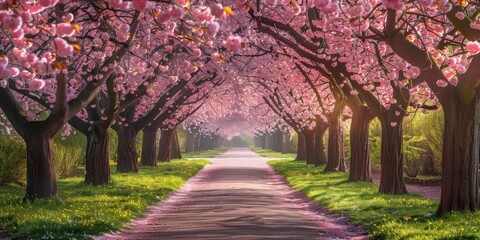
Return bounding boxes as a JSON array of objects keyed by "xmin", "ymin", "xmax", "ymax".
[
  {"xmin": 54, "ymin": 133, "xmax": 87, "ymax": 178},
  {"xmin": 0, "ymin": 132, "xmax": 87, "ymax": 184},
  {"xmin": 0, "ymin": 136, "xmax": 26, "ymax": 185}
]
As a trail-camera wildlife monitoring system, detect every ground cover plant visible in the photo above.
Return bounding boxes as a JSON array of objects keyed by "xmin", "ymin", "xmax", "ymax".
[
  {"xmin": 268, "ymin": 159, "xmax": 480, "ymax": 239},
  {"xmin": 182, "ymin": 147, "xmax": 230, "ymax": 159},
  {"xmin": 0, "ymin": 160, "xmax": 209, "ymax": 240}
]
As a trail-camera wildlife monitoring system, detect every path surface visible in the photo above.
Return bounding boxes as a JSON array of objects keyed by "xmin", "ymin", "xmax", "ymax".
[{"xmin": 97, "ymin": 148, "xmax": 369, "ymax": 239}]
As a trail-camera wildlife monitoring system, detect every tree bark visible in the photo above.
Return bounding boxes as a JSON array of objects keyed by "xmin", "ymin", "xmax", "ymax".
[
  {"xmin": 315, "ymin": 117, "xmax": 327, "ymax": 166},
  {"xmin": 171, "ymin": 128, "xmax": 182, "ymax": 159},
  {"xmin": 85, "ymin": 126, "xmax": 111, "ymax": 185},
  {"xmin": 115, "ymin": 125, "xmax": 139, "ymax": 173},
  {"xmin": 348, "ymin": 107, "xmax": 373, "ymax": 182},
  {"xmin": 141, "ymin": 126, "xmax": 158, "ymax": 167},
  {"xmin": 304, "ymin": 130, "xmax": 316, "ymax": 165},
  {"xmin": 24, "ymin": 126, "xmax": 57, "ymax": 201},
  {"xmin": 158, "ymin": 129, "xmax": 174, "ymax": 162},
  {"xmin": 379, "ymin": 114, "xmax": 407, "ymax": 195},
  {"xmin": 185, "ymin": 130, "xmax": 195, "ymax": 152},
  {"xmin": 438, "ymin": 89, "xmax": 480, "ymax": 214},
  {"xmin": 281, "ymin": 131, "xmax": 292, "ymax": 154},
  {"xmin": 325, "ymin": 104, "xmax": 346, "ymax": 172},
  {"xmin": 296, "ymin": 132, "xmax": 306, "ymax": 161}
]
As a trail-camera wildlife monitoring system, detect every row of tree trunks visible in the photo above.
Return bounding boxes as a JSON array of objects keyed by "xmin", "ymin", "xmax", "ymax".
[
  {"xmin": 115, "ymin": 125, "xmax": 139, "ymax": 173},
  {"xmin": 348, "ymin": 107, "xmax": 373, "ymax": 182},
  {"xmin": 85, "ymin": 127, "xmax": 111, "ymax": 185},
  {"xmin": 325, "ymin": 103, "xmax": 347, "ymax": 172},
  {"xmin": 24, "ymin": 126, "xmax": 58, "ymax": 201},
  {"xmin": 140, "ymin": 126, "xmax": 158, "ymax": 167},
  {"xmin": 281, "ymin": 131, "xmax": 292, "ymax": 154},
  {"xmin": 315, "ymin": 117, "xmax": 327, "ymax": 166},
  {"xmin": 438, "ymin": 89, "xmax": 480, "ymax": 213},
  {"xmin": 295, "ymin": 132, "xmax": 306, "ymax": 161},
  {"xmin": 171, "ymin": 129, "xmax": 182, "ymax": 159}
]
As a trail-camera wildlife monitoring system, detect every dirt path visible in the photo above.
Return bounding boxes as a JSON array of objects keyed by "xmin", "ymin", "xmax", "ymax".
[{"xmin": 96, "ymin": 148, "xmax": 369, "ymax": 239}]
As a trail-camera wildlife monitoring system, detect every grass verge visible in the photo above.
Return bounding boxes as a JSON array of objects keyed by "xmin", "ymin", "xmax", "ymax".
[
  {"xmin": 0, "ymin": 159, "xmax": 209, "ymax": 240},
  {"xmin": 268, "ymin": 160, "xmax": 480, "ymax": 240},
  {"xmin": 250, "ymin": 147, "xmax": 297, "ymax": 159},
  {"xmin": 182, "ymin": 147, "xmax": 229, "ymax": 159}
]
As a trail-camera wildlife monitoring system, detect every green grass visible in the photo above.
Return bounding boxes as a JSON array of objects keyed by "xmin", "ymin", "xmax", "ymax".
[
  {"xmin": 0, "ymin": 160, "xmax": 209, "ymax": 240},
  {"xmin": 250, "ymin": 147, "xmax": 297, "ymax": 159},
  {"xmin": 268, "ymin": 160, "xmax": 480, "ymax": 240},
  {"xmin": 182, "ymin": 147, "xmax": 229, "ymax": 159}
]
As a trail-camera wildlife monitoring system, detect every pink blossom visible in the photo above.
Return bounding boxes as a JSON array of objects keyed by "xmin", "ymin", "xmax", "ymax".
[
  {"xmin": 176, "ymin": 0, "xmax": 189, "ymax": 8},
  {"xmin": 38, "ymin": 0, "xmax": 59, "ymax": 8},
  {"xmin": 0, "ymin": 80, "xmax": 7, "ymax": 88},
  {"xmin": 170, "ymin": 6, "xmax": 185, "ymax": 19},
  {"xmin": 455, "ymin": 12, "xmax": 465, "ymax": 20},
  {"xmin": 223, "ymin": 35, "xmax": 243, "ymax": 51},
  {"xmin": 211, "ymin": 4, "xmax": 224, "ymax": 18},
  {"xmin": 390, "ymin": 122, "xmax": 397, "ymax": 127},
  {"xmin": 2, "ymin": 15, "xmax": 23, "ymax": 32},
  {"xmin": 157, "ymin": 12, "xmax": 171, "ymax": 24},
  {"xmin": 192, "ymin": 48, "xmax": 202, "ymax": 58},
  {"xmin": 52, "ymin": 38, "xmax": 74, "ymax": 57},
  {"xmin": 436, "ymin": 79, "xmax": 448, "ymax": 87},
  {"xmin": 207, "ymin": 22, "xmax": 220, "ymax": 36},
  {"xmin": 132, "ymin": 0, "xmax": 148, "ymax": 11},
  {"xmin": 56, "ymin": 23, "xmax": 77, "ymax": 37},
  {"xmin": 211, "ymin": 52, "xmax": 223, "ymax": 63},
  {"xmin": 418, "ymin": 0, "xmax": 434, "ymax": 7},
  {"xmin": 29, "ymin": 79, "xmax": 45, "ymax": 90},
  {"xmin": 291, "ymin": 5, "xmax": 302, "ymax": 15},
  {"xmin": 450, "ymin": 77, "xmax": 458, "ymax": 86},
  {"xmin": 347, "ymin": 5, "xmax": 363, "ymax": 17},
  {"xmin": 0, "ymin": 59, "xmax": 11, "ymax": 79},
  {"xmin": 313, "ymin": 0, "xmax": 330, "ymax": 8},
  {"xmin": 466, "ymin": 42, "xmax": 480, "ymax": 55},
  {"xmin": 62, "ymin": 13, "xmax": 74, "ymax": 22},
  {"xmin": 382, "ymin": 0, "xmax": 404, "ymax": 10},
  {"xmin": 21, "ymin": 11, "xmax": 33, "ymax": 23}
]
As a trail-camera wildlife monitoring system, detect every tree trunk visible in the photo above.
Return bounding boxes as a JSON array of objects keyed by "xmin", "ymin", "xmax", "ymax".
[
  {"xmin": 171, "ymin": 128, "xmax": 182, "ymax": 159},
  {"xmin": 304, "ymin": 130, "xmax": 316, "ymax": 165},
  {"xmin": 296, "ymin": 132, "xmax": 306, "ymax": 161},
  {"xmin": 281, "ymin": 131, "xmax": 292, "ymax": 154},
  {"xmin": 185, "ymin": 130, "xmax": 195, "ymax": 152},
  {"xmin": 274, "ymin": 129, "xmax": 283, "ymax": 152},
  {"xmin": 348, "ymin": 107, "xmax": 373, "ymax": 182},
  {"xmin": 325, "ymin": 107, "xmax": 346, "ymax": 172},
  {"xmin": 437, "ymin": 89, "xmax": 480, "ymax": 214},
  {"xmin": 379, "ymin": 115, "xmax": 407, "ymax": 195},
  {"xmin": 265, "ymin": 133, "xmax": 274, "ymax": 150},
  {"xmin": 141, "ymin": 126, "xmax": 158, "ymax": 167},
  {"xmin": 24, "ymin": 126, "xmax": 57, "ymax": 201},
  {"xmin": 158, "ymin": 129, "xmax": 174, "ymax": 162},
  {"xmin": 315, "ymin": 118, "xmax": 327, "ymax": 166},
  {"xmin": 85, "ymin": 126, "xmax": 111, "ymax": 185},
  {"xmin": 258, "ymin": 134, "xmax": 266, "ymax": 149},
  {"xmin": 116, "ymin": 125, "xmax": 139, "ymax": 173}
]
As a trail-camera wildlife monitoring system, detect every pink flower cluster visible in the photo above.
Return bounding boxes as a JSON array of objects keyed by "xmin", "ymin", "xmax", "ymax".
[
  {"xmin": 223, "ymin": 35, "xmax": 243, "ymax": 51},
  {"xmin": 382, "ymin": 0, "xmax": 404, "ymax": 10}
]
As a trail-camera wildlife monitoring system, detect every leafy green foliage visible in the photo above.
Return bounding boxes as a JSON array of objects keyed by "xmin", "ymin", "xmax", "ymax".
[
  {"xmin": 0, "ymin": 136, "xmax": 26, "ymax": 185},
  {"xmin": 0, "ymin": 160, "xmax": 209, "ymax": 239},
  {"xmin": 54, "ymin": 134, "xmax": 87, "ymax": 179},
  {"xmin": 0, "ymin": 133, "xmax": 87, "ymax": 184},
  {"xmin": 269, "ymin": 160, "xmax": 480, "ymax": 239}
]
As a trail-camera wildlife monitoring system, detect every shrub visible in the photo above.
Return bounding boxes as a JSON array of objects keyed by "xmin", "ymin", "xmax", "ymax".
[
  {"xmin": 0, "ymin": 136, "xmax": 26, "ymax": 185},
  {"xmin": 53, "ymin": 133, "xmax": 87, "ymax": 178}
]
